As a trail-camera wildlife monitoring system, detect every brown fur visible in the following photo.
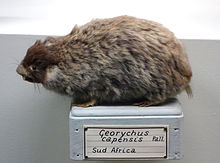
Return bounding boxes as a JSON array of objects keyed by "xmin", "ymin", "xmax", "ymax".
[{"xmin": 16, "ymin": 16, "xmax": 192, "ymax": 106}]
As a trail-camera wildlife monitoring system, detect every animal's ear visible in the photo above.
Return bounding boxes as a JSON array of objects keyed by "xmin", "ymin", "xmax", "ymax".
[
  {"xmin": 69, "ymin": 25, "xmax": 78, "ymax": 35},
  {"xmin": 34, "ymin": 40, "xmax": 42, "ymax": 46},
  {"xmin": 44, "ymin": 37, "xmax": 56, "ymax": 47}
]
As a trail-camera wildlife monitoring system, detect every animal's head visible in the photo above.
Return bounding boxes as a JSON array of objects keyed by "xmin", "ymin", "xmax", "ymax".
[{"xmin": 16, "ymin": 40, "xmax": 61, "ymax": 84}]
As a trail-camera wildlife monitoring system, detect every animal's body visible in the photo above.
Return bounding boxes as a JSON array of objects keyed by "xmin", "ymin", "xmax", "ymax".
[{"xmin": 16, "ymin": 16, "xmax": 192, "ymax": 107}]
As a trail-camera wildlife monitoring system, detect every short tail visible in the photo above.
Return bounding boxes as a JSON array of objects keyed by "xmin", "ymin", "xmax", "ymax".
[{"xmin": 185, "ymin": 85, "xmax": 193, "ymax": 97}]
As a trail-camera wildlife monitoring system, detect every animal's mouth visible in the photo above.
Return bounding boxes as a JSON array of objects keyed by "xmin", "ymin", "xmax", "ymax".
[
  {"xmin": 23, "ymin": 76, "xmax": 34, "ymax": 83},
  {"xmin": 22, "ymin": 75, "xmax": 41, "ymax": 83}
]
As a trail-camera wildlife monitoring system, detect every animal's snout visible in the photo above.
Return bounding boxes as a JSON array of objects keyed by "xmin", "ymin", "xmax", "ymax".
[
  {"xmin": 16, "ymin": 64, "xmax": 38, "ymax": 83},
  {"xmin": 16, "ymin": 64, "xmax": 27, "ymax": 77}
]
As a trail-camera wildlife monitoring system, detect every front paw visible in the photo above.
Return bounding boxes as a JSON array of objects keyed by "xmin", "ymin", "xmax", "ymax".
[{"xmin": 73, "ymin": 99, "xmax": 96, "ymax": 107}]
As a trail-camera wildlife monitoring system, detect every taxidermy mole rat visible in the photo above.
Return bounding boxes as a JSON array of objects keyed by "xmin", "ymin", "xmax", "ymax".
[{"xmin": 16, "ymin": 16, "xmax": 192, "ymax": 107}]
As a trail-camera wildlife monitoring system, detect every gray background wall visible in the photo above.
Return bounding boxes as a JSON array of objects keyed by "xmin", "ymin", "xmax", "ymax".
[{"xmin": 0, "ymin": 34, "xmax": 220, "ymax": 163}]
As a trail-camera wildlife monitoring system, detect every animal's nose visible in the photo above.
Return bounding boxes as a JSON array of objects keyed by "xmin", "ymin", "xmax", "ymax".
[{"xmin": 16, "ymin": 64, "xmax": 27, "ymax": 77}]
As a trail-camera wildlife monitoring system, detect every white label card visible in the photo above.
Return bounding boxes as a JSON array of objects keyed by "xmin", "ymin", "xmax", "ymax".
[{"xmin": 84, "ymin": 126, "xmax": 167, "ymax": 159}]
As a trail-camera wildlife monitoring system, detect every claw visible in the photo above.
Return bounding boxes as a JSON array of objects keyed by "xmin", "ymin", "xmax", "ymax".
[
  {"xmin": 73, "ymin": 99, "xmax": 96, "ymax": 107},
  {"xmin": 134, "ymin": 99, "xmax": 165, "ymax": 107}
]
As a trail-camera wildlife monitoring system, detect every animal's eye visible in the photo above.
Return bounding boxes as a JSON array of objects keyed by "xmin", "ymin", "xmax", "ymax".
[{"xmin": 30, "ymin": 65, "xmax": 37, "ymax": 71}]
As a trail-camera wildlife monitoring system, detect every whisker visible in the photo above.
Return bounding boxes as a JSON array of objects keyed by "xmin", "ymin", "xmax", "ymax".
[
  {"xmin": 11, "ymin": 57, "xmax": 20, "ymax": 65},
  {"xmin": 9, "ymin": 57, "xmax": 20, "ymax": 69},
  {"xmin": 36, "ymin": 84, "xmax": 41, "ymax": 94},
  {"xmin": 14, "ymin": 58, "xmax": 19, "ymax": 63},
  {"xmin": 10, "ymin": 62, "xmax": 19, "ymax": 65},
  {"xmin": 34, "ymin": 83, "xmax": 37, "ymax": 92},
  {"xmin": 9, "ymin": 63, "xmax": 19, "ymax": 69}
]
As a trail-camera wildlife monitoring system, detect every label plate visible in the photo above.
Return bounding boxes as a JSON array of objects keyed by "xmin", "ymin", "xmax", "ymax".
[{"xmin": 84, "ymin": 126, "xmax": 168, "ymax": 159}]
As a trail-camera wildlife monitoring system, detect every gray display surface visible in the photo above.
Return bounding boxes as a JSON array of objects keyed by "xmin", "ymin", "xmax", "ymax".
[{"xmin": 69, "ymin": 99, "xmax": 183, "ymax": 160}]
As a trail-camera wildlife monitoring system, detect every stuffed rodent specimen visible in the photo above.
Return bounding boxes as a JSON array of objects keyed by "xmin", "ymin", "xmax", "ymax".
[{"xmin": 16, "ymin": 16, "xmax": 192, "ymax": 107}]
